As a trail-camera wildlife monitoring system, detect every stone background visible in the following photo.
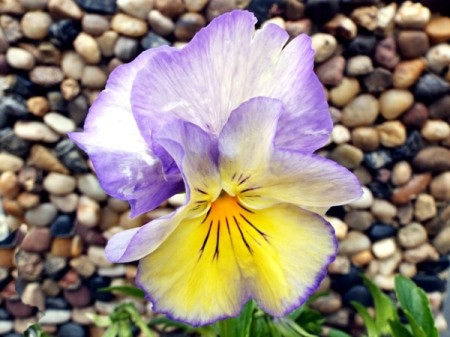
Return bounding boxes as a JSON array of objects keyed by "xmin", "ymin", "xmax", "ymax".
[{"xmin": 0, "ymin": 0, "xmax": 449, "ymax": 336}]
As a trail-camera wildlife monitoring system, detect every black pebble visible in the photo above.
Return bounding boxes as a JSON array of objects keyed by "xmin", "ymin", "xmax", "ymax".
[
  {"xmin": 47, "ymin": 91, "xmax": 68, "ymax": 113},
  {"xmin": 326, "ymin": 206, "xmax": 346, "ymax": 219},
  {"xmin": 76, "ymin": 0, "xmax": 117, "ymax": 14},
  {"xmin": 54, "ymin": 139, "xmax": 77, "ymax": 157},
  {"xmin": 88, "ymin": 276, "xmax": 114, "ymax": 301},
  {"xmin": 390, "ymin": 131, "xmax": 422, "ymax": 161},
  {"xmin": 0, "ymin": 231, "xmax": 16, "ymax": 248},
  {"xmin": 346, "ymin": 35, "xmax": 377, "ymax": 56},
  {"xmin": 417, "ymin": 257, "xmax": 450, "ymax": 275},
  {"xmin": 58, "ymin": 323, "xmax": 88, "ymax": 337},
  {"xmin": 10, "ymin": 75, "xmax": 43, "ymax": 98},
  {"xmin": 363, "ymin": 149, "xmax": 393, "ymax": 170},
  {"xmin": 363, "ymin": 68, "xmax": 393, "ymax": 94},
  {"xmin": 46, "ymin": 296, "xmax": 70, "ymax": 310},
  {"xmin": 0, "ymin": 127, "xmax": 31, "ymax": 157},
  {"xmin": 368, "ymin": 181, "xmax": 392, "ymax": 199},
  {"xmin": 247, "ymin": 0, "xmax": 283, "ymax": 22},
  {"xmin": 0, "ymin": 96, "xmax": 29, "ymax": 118},
  {"xmin": 61, "ymin": 150, "xmax": 90, "ymax": 173},
  {"xmin": 306, "ymin": 0, "xmax": 340, "ymax": 25},
  {"xmin": 331, "ymin": 266, "xmax": 362, "ymax": 293},
  {"xmin": 413, "ymin": 73, "xmax": 450, "ymax": 103},
  {"xmin": 366, "ymin": 222, "xmax": 396, "ymax": 241},
  {"xmin": 141, "ymin": 32, "xmax": 170, "ymax": 50},
  {"xmin": 0, "ymin": 307, "xmax": 11, "ymax": 320},
  {"xmin": 343, "ymin": 284, "xmax": 373, "ymax": 307},
  {"xmin": 412, "ymin": 275, "xmax": 446, "ymax": 292},
  {"xmin": 50, "ymin": 214, "xmax": 75, "ymax": 238},
  {"xmin": 4, "ymin": 334, "xmax": 22, "ymax": 337},
  {"xmin": 48, "ymin": 20, "xmax": 81, "ymax": 49}
]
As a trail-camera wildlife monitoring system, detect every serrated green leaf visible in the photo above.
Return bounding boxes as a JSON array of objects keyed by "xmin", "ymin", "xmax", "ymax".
[
  {"xmin": 389, "ymin": 320, "xmax": 413, "ymax": 337},
  {"xmin": 352, "ymin": 301, "xmax": 378, "ymax": 337},
  {"xmin": 328, "ymin": 329, "xmax": 352, "ymax": 337},
  {"xmin": 395, "ymin": 275, "xmax": 439, "ymax": 337},
  {"xmin": 98, "ymin": 285, "xmax": 145, "ymax": 298},
  {"xmin": 362, "ymin": 274, "xmax": 398, "ymax": 334}
]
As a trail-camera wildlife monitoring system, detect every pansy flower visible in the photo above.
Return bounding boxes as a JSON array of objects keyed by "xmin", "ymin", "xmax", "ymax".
[{"xmin": 70, "ymin": 10, "xmax": 362, "ymax": 326}]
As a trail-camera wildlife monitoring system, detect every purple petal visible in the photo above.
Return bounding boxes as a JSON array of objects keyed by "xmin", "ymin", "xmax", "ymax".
[{"xmin": 69, "ymin": 47, "xmax": 183, "ymax": 216}]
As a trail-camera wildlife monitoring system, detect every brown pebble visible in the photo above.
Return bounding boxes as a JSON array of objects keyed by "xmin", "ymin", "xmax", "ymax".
[
  {"xmin": 27, "ymin": 96, "xmax": 49, "ymax": 117},
  {"xmin": 401, "ymin": 102, "xmax": 428, "ymax": 128},
  {"xmin": 82, "ymin": 14, "xmax": 110, "ymax": 37},
  {"xmin": 60, "ymin": 78, "xmax": 80, "ymax": 100},
  {"xmin": 315, "ymin": 56, "xmax": 345, "ymax": 86},
  {"xmin": 0, "ymin": 248, "xmax": 15, "ymax": 268},
  {"xmin": 3, "ymin": 198, "xmax": 24, "ymax": 217},
  {"xmin": 351, "ymin": 127, "xmax": 379, "ymax": 151},
  {"xmin": 28, "ymin": 144, "xmax": 69, "ymax": 174},
  {"xmin": 174, "ymin": 12, "xmax": 206, "ymax": 41},
  {"xmin": 351, "ymin": 6, "xmax": 378, "ymax": 31},
  {"xmin": 393, "ymin": 58, "xmax": 425, "ymax": 89},
  {"xmin": 48, "ymin": 0, "xmax": 83, "ymax": 20},
  {"xmin": 64, "ymin": 285, "xmax": 91, "ymax": 307},
  {"xmin": 323, "ymin": 14, "xmax": 357, "ymax": 40},
  {"xmin": 397, "ymin": 31, "xmax": 429, "ymax": 58},
  {"xmin": 0, "ymin": 171, "xmax": 20, "ymax": 198},
  {"xmin": 51, "ymin": 237, "xmax": 73, "ymax": 258},
  {"xmin": 413, "ymin": 147, "xmax": 450, "ymax": 172},
  {"xmin": 430, "ymin": 172, "xmax": 450, "ymax": 201},
  {"xmin": 155, "ymin": 0, "xmax": 184, "ymax": 18},
  {"xmin": 29, "ymin": 66, "xmax": 64, "ymax": 87},
  {"xmin": 374, "ymin": 37, "xmax": 400, "ymax": 70},
  {"xmin": 20, "ymin": 227, "xmax": 51, "ymax": 253},
  {"xmin": 429, "ymin": 95, "xmax": 450, "ymax": 120},
  {"xmin": 17, "ymin": 192, "xmax": 39, "ymax": 208},
  {"xmin": 425, "ymin": 17, "xmax": 450, "ymax": 43},
  {"xmin": 285, "ymin": 19, "xmax": 311, "ymax": 38},
  {"xmin": 391, "ymin": 173, "xmax": 432, "ymax": 205}
]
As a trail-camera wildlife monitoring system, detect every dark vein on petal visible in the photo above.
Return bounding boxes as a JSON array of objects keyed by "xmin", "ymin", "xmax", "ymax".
[
  {"xmin": 213, "ymin": 220, "xmax": 220, "ymax": 260},
  {"xmin": 233, "ymin": 216, "xmax": 253, "ymax": 254},
  {"xmin": 240, "ymin": 187, "xmax": 260, "ymax": 194},
  {"xmin": 240, "ymin": 213, "xmax": 270, "ymax": 243},
  {"xmin": 238, "ymin": 175, "xmax": 250, "ymax": 186},
  {"xmin": 199, "ymin": 220, "xmax": 213, "ymax": 259},
  {"xmin": 195, "ymin": 188, "xmax": 208, "ymax": 195},
  {"xmin": 237, "ymin": 202, "xmax": 254, "ymax": 214},
  {"xmin": 201, "ymin": 207, "xmax": 211, "ymax": 224}
]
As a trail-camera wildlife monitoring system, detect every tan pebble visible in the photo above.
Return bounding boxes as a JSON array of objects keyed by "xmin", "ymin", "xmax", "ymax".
[
  {"xmin": 393, "ymin": 59, "xmax": 425, "ymax": 89},
  {"xmin": 311, "ymin": 33, "xmax": 337, "ymax": 63},
  {"xmin": 327, "ymin": 255, "xmax": 351, "ymax": 274},
  {"xmin": 329, "ymin": 77, "xmax": 360, "ymax": 108},
  {"xmin": 425, "ymin": 17, "xmax": 450, "ymax": 43},
  {"xmin": 346, "ymin": 55, "xmax": 373, "ymax": 76},
  {"xmin": 50, "ymin": 193, "xmax": 79, "ymax": 213},
  {"xmin": 111, "ymin": 13, "xmax": 148, "ymax": 37},
  {"xmin": 351, "ymin": 6, "xmax": 378, "ymax": 31},
  {"xmin": 395, "ymin": 1, "xmax": 430, "ymax": 28},
  {"xmin": 310, "ymin": 292, "xmax": 342, "ymax": 314},
  {"xmin": 323, "ymin": 14, "xmax": 357, "ymax": 40},
  {"xmin": 155, "ymin": 0, "xmax": 184, "ymax": 18},
  {"xmin": 119, "ymin": 210, "xmax": 145, "ymax": 229},
  {"xmin": 88, "ymin": 246, "xmax": 112, "ymax": 268},
  {"xmin": 60, "ymin": 78, "xmax": 80, "ymax": 101},
  {"xmin": 70, "ymin": 235, "xmax": 84, "ymax": 257},
  {"xmin": 414, "ymin": 193, "xmax": 436, "ymax": 221},
  {"xmin": 148, "ymin": 9, "xmax": 174, "ymax": 36},
  {"xmin": 99, "ymin": 206, "xmax": 120, "ymax": 231},
  {"xmin": 48, "ymin": 0, "xmax": 83, "ymax": 20},
  {"xmin": 378, "ymin": 250, "xmax": 402, "ymax": 276},
  {"xmin": 330, "ymin": 144, "xmax": 363, "ymax": 169},
  {"xmin": 285, "ymin": 19, "xmax": 312, "ymax": 38},
  {"xmin": 20, "ymin": 11, "xmax": 52, "ymax": 40},
  {"xmin": 330, "ymin": 125, "xmax": 350, "ymax": 144},
  {"xmin": 6, "ymin": 47, "xmax": 34, "ymax": 70},
  {"xmin": 398, "ymin": 222, "xmax": 427, "ymax": 249},
  {"xmin": 145, "ymin": 207, "xmax": 173, "ymax": 221},
  {"xmin": 376, "ymin": 3, "xmax": 397, "ymax": 36},
  {"xmin": 399, "ymin": 262, "xmax": 416, "ymax": 277},
  {"xmin": 372, "ymin": 237, "xmax": 397, "ymax": 259},
  {"xmin": 326, "ymin": 216, "xmax": 348, "ymax": 240},
  {"xmin": 0, "ymin": 171, "xmax": 20, "ymax": 198},
  {"xmin": 370, "ymin": 199, "xmax": 397, "ymax": 223},
  {"xmin": 28, "ymin": 145, "xmax": 68, "ymax": 174},
  {"xmin": 391, "ymin": 173, "xmax": 431, "ymax": 205},
  {"xmin": 350, "ymin": 249, "xmax": 373, "ymax": 267},
  {"xmin": 70, "ymin": 255, "xmax": 96, "ymax": 278},
  {"xmin": 430, "ymin": 172, "xmax": 450, "ymax": 200},
  {"xmin": 51, "ymin": 237, "xmax": 72, "ymax": 257},
  {"xmin": 391, "ymin": 161, "xmax": 412, "ymax": 186},
  {"xmin": 379, "ymin": 89, "xmax": 414, "ymax": 119},
  {"xmin": 0, "ymin": 152, "xmax": 24, "ymax": 172},
  {"xmin": 404, "ymin": 243, "xmax": 439, "ymax": 263},
  {"xmin": 3, "ymin": 197, "xmax": 24, "ymax": 216},
  {"xmin": 433, "ymin": 227, "xmax": 450, "ymax": 255},
  {"xmin": 27, "ymin": 96, "xmax": 49, "ymax": 117},
  {"xmin": 17, "ymin": 192, "xmax": 39, "ymax": 209},
  {"xmin": 14, "ymin": 121, "xmax": 60, "ymax": 142},
  {"xmin": 73, "ymin": 32, "xmax": 101, "ymax": 64},
  {"xmin": 351, "ymin": 127, "xmax": 379, "ymax": 151},
  {"xmin": 435, "ymin": 314, "xmax": 448, "ymax": 332},
  {"xmin": 421, "ymin": 120, "xmax": 450, "ymax": 142},
  {"xmin": 81, "ymin": 66, "xmax": 107, "ymax": 89},
  {"xmin": 341, "ymin": 94, "xmax": 379, "ymax": 127},
  {"xmin": 61, "ymin": 51, "xmax": 85, "ymax": 80},
  {"xmin": 426, "ymin": 44, "xmax": 450, "ymax": 73},
  {"xmin": 377, "ymin": 120, "xmax": 406, "ymax": 147},
  {"xmin": 44, "ymin": 112, "xmax": 76, "ymax": 134},
  {"xmin": 96, "ymin": 31, "xmax": 119, "ymax": 57},
  {"xmin": 77, "ymin": 196, "xmax": 100, "ymax": 228},
  {"xmin": 107, "ymin": 197, "xmax": 129, "ymax": 212},
  {"xmin": 339, "ymin": 231, "xmax": 371, "ymax": 255},
  {"xmin": 349, "ymin": 186, "xmax": 373, "ymax": 209},
  {"xmin": 373, "ymin": 274, "xmax": 395, "ymax": 290},
  {"xmin": 118, "ymin": 0, "xmax": 153, "ymax": 19}
]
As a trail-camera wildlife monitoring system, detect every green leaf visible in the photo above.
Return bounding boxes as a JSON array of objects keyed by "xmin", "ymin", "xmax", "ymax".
[
  {"xmin": 118, "ymin": 320, "xmax": 133, "ymax": 337},
  {"xmin": 86, "ymin": 312, "xmax": 112, "ymax": 327},
  {"xmin": 103, "ymin": 323, "xmax": 120, "ymax": 337},
  {"xmin": 361, "ymin": 274, "xmax": 398, "ymax": 334},
  {"xmin": 328, "ymin": 329, "xmax": 353, "ymax": 337},
  {"xmin": 215, "ymin": 301, "xmax": 255, "ymax": 337},
  {"xmin": 351, "ymin": 302, "xmax": 378, "ymax": 337},
  {"xmin": 395, "ymin": 275, "xmax": 439, "ymax": 337},
  {"xmin": 272, "ymin": 317, "xmax": 319, "ymax": 337},
  {"xmin": 98, "ymin": 286, "xmax": 145, "ymax": 298},
  {"xmin": 403, "ymin": 311, "xmax": 427, "ymax": 337},
  {"xmin": 389, "ymin": 320, "xmax": 414, "ymax": 337}
]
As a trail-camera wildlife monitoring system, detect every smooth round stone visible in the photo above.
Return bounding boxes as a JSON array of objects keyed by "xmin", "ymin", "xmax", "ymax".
[
  {"xmin": 184, "ymin": 0, "xmax": 208, "ymax": 12},
  {"xmin": 376, "ymin": 121, "xmax": 406, "ymax": 147},
  {"xmin": 367, "ymin": 222, "xmax": 396, "ymax": 242},
  {"xmin": 25, "ymin": 203, "xmax": 58, "ymax": 227},
  {"xmin": 351, "ymin": 6, "xmax": 377, "ymax": 31},
  {"xmin": 5, "ymin": 299, "xmax": 35, "ymax": 318},
  {"xmin": 421, "ymin": 120, "xmax": 450, "ymax": 142},
  {"xmin": 0, "ymin": 127, "xmax": 31, "ymax": 157},
  {"xmin": 413, "ymin": 73, "xmax": 450, "ymax": 103},
  {"xmin": 414, "ymin": 193, "xmax": 436, "ymax": 221},
  {"xmin": 70, "ymin": 256, "xmax": 96, "ymax": 278},
  {"xmin": 391, "ymin": 173, "xmax": 431, "ymax": 205},
  {"xmin": 57, "ymin": 323, "xmax": 87, "ymax": 337},
  {"xmin": 140, "ymin": 31, "xmax": 170, "ymax": 50},
  {"xmin": 379, "ymin": 89, "xmax": 414, "ymax": 120},
  {"xmin": 329, "ymin": 77, "xmax": 360, "ymax": 108},
  {"xmin": 429, "ymin": 95, "xmax": 450, "ymax": 119},
  {"xmin": 330, "ymin": 125, "xmax": 350, "ymax": 144},
  {"xmin": 50, "ymin": 214, "xmax": 74, "ymax": 237},
  {"xmin": 370, "ymin": 199, "xmax": 396, "ymax": 223},
  {"xmin": 339, "ymin": 231, "xmax": 371, "ymax": 255},
  {"xmin": 98, "ymin": 265, "xmax": 126, "ymax": 277},
  {"xmin": 351, "ymin": 127, "xmax": 379, "ymax": 152},
  {"xmin": 174, "ymin": 12, "xmax": 206, "ymax": 41},
  {"xmin": 44, "ymin": 112, "xmax": 76, "ymax": 134},
  {"xmin": 433, "ymin": 227, "xmax": 450, "ymax": 255},
  {"xmin": 20, "ymin": 227, "xmax": 51, "ymax": 252},
  {"xmin": 43, "ymin": 172, "xmax": 76, "ymax": 195},
  {"xmin": 77, "ymin": 174, "xmax": 107, "ymax": 201},
  {"xmin": 76, "ymin": 0, "xmax": 117, "ymax": 14},
  {"xmin": 87, "ymin": 246, "xmax": 112, "ymax": 268},
  {"xmin": 0, "ymin": 96, "xmax": 28, "ymax": 119},
  {"xmin": 418, "ymin": 257, "xmax": 450, "ymax": 275},
  {"xmin": 0, "ymin": 152, "xmax": 23, "ymax": 172},
  {"xmin": 14, "ymin": 121, "xmax": 59, "ymax": 143},
  {"xmin": 349, "ymin": 187, "xmax": 373, "ymax": 209},
  {"xmin": 323, "ymin": 14, "xmax": 356, "ymax": 40},
  {"xmin": 88, "ymin": 275, "xmax": 113, "ymax": 301},
  {"xmin": 39, "ymin": 310, "xmax": 71, "ymax": 325},
  {"xmin": 155, "ymin": 0, "xmax": 184, "ymax": 18},
  {"xmin": 148, "ymin": 10, "xmax": 175, "ymax": 36},
  {"xmin": 395, "ymin": 1, "xmax": 430, "ymax": 28},
  {"xmin": 393, "ymin": 58, "xmax": 425, "ymax": 89},
  {"xmin": 363, "ymin": 67, "xmax": 392, "ymax": 94},
  {"xmin": 81, "ymin": 66, "xmax": 107, "ymax": 89},
  {"xmin": 344, "ymin": 211, "xmax": 373, "ymax": 231},
  {"xmin": 96, "ymin": 30, "xmax": 118, "ymax": 57},
  {"xmin": 412, "ymin": 275, "xmax": 446, "ymax": 293},
  {"xmin": 114, "ymin": 36, "xmax": 139, "ymax": 61},
  {"xmin": 397, "ymin": 30, "xmax": 429, "ymax": 58},
  {"xmin": 372, "ymin": 237, "xmax": 396, "ymax": 259},
  {"xmin": 48, "ymin": 0, "xmax": 83, "ymax": 19},
  {"xmin": 310, "ymin": 291, "xmax": 341, "ymax": 314},
  {"xmin": 427, "ymin": 44, "xmax": 450, "ymax": 73},
  {"xmin": 330, "ymin": 144, "xmax": 363, "ymax": 169},
  {"xmin": 20, "ymin": 11, "xmax": 52, "ymax": 40},
  {"xmin": 425, "ymin": 16, "xmax": 450, "ymax": 43},
  {"xmin": 50, "ymin": 193, "xmax": 79, "ymax": 213},
  {"xmin": 117, "ymin": 0, "xmax": 153, "ymax": 19},
  {"xmin": 341, "ymin": 94, "xmax": 379, "ymax": 127},
  {"xmin": 48, "ymin": 19, "xmax": 81, "ymax": 48},
  {"xmin": 398, "ymin": 223, "xmax": 427, "ymax": 249},
  {"xmin": 111, "ymin": 13, "xmax": 147, "ymax": 37},
  {"xmin": 61, "ymin": 78, "xmax": 80, "ymax": 100},
  {"xmin": 27, "ymin": 96, "xmax": 49, "ymax": 117},
  {"xmin": 46, "ymin": 297, "xmax": 70, "ymax": 310},
  {"xmin": 331, "ymin": 266, "xmax": 362, "ymax": 293},
  {"xmin": 347, "ymin": 35, "xmax": 376, "ymax": 56},
  {"xmin": 77, "ymin": 196, "xmax": 100, "ymax": 228},
  {"xmin": 107, "ymin": 198, "xmax": 129, "ymax": 212},
  {"xmin": 343, "ymin": 285, "xmax": 372, "ymax": 307},
  {"xmin": 82, "ymin": 14, "xmax": 109, "ymax": 37},
  {"xmin": 311, "ymin": 33, "xmax": 337, "ymax": 63},
  {"xmin": 413, "ymin": 147, "xmax": 450, "ymax": 172},
  {"xmin": 326, "ymin": 217, "xmax": 348, "ymax": 240},
  {"xmin": 378, "ymin": 250, "xmax": 402, "ymax": 276},
  {"xmin": 391, "ymin": 161, "xmax": 412, "ymax": 186},
  {"xmin": 285, "ymin": 19, "xmax": 312, "ymax": 38},
  {"xmin": 5, "ymin": 47, "xmax": 34, "ymax": 70},
  {"xmin": 328, "ymin": 255, "xmax": 351, "ymax": 274},
  {"xmin": 315, "ymin": 56, "xmax": 345, "ymax": 86},
  {"xmin": 391, "ymin": 131, "xmax": 422, "ymax": 161},
  {"xmin": 375, "ymin": 37, "xmax": 399, "ymax": 70},
  {"xmin": 30, "ymin": 66, "xmax": 64, "ymax": 87},
  {"xmin": 21, "ymin": 282, "xmax": 45, "ymax": 310},
  {"xmin": 64, "ymin": 286, "xmax": 91, "ymax": 308},
  {"xmin": 430, "ymin": 172, "xmax": 450, "ymax": 201},
  {"xmin": 0, "ymin": 321, "xmax": 13, "ymax": 334},
  {"xmin": 73, "ymin": 32, "xmax": 101, "ymax": 64},
  {"xmin": 61, "ymin": 51, "xmax": 85, "ymax": 80}
]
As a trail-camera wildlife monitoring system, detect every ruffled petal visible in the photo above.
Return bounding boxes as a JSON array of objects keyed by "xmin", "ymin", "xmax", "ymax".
[
  {"xmin": 218, "ymin": 97, "xmax": 282, "ymax": 195},
  {"xmin": 131, "ymin": 11, "xmax": 329, "ymax": 152},
  {"xmin": 69, "ymin": 46, "xmax": 183, "ymax": 216},
  {"xmin": 241, "ymin": 150, "xmax": 362, "ymax": 210},
  {"xmin": 136, "ymin": 197, "xmax": 336, "ymax": 325}
]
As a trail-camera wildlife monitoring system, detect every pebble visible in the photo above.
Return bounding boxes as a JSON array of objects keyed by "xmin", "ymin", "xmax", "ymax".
[
  {"xmin": 398, "ymin": 222, "xmax": 428, "ymax": 249},
  {"xmin": 61, "ymin": 51, "xmax": 85, "ymax": 80},
  {"xmin": 184, "ymin": 0, "xmax": 208, "ymax": 12},
  {"xmin": 378, "ymin": 250, "xmax": 402, "ymax": 275},
  {"xmin": 43, "ymin": 172, "xmax": 76, "ymax": 195},
  {"xmin": 118, "ymin": 0, "xmax": 153, "ymax": 19},
  {"xmin": 379, "ymin": 89, "xmax": 414, "ymax": 120},
  {"xmin": 330, "ymin": 144, "xmax": 363, "ymax": 169},
  {"xmin": 50, "ymin": 214, "xmax": 74, "ymax": 237},
  {"xmin": 5, "ymin": 299, "xmax": 34, "ymax": 318},
  {"xmin": 14, "ymin": 121, "xmax": 60, "ymax": 143},
  {"xmin": 427, "ymin": 44, "xmax": 450, "ymax": 74},
  {"xmin": 413, "ymin": 147, "xmax": 450, "ymax": 172},
  {"xmin": 393, "ymin": 59, "xmax": 425, "ymax": 89},
  {"xmin": 376, "ymin": 121, "xmax": 406, "ymax": 147},
  {"xmin": 29, "ymin": 66, "xmax": 64, "ymax": 87},
  {"xmin": 323, "ymin": 14, "xmax": 357, "ymax": 40},
  {"xmin": 414, "ymin": 193, "xmax": 436, "ymax": 221},
  {"xmin": 402, "ymin": 103, "xmax": 428, "ymax": 128},
  {"xmin": 351, "ymin": 5, "xmax": 378, "ymax": 31},
  {"xmin": 39, "ymin": 310, "xmax": 71, "ymax": 325},
  {"xmin": 433, "ymin": 227, "xmax": 450, "ymax": 255},
  {"xmin": 397, "ymin": 31, "xmax": 429, "ymax": 58},
  {"xmin": 147, "ymin": 10, "xmax": 175, "ymax": 36},
  {"xmin": 330, "ymin": 125, "xmax": 350, "ymax": 145},
  {"xmin": 346, "ymin": 35, "xmax": 376, "ymax": 56},
  {"xmin": 64, "ymin": 286, "xmax": 91, "ymax": 308},
  {"xmin": 29, "ymin": 145, "xmax": 69, "ymax": 174},
  {"xmin": 395, "ymin": 1, "xmax": 431, "ymax": 28},
  {"xmin": 5, "ymin": 47, "xmax": 34, "ymax": 70},
  {"xmin": 329, "ymin": 77, "xmax": 360, "ymax": 107},
  {"xmin": 0, "ymin": 96, "xmax": 28, "ymax": 119},
  {"xmin": 155, "ymin": 0, "xmax": 184, "ymax": 18},
  {"xmin": 174, "ymin": 12, "xmax": 206, "ymax": 41},
  {"xmin": 351, "ymin": 127, "xmax": 379, "ymax": 152},
  {"xmin": 96, "ymin": 31, "xmax": 118, "ymax": 57},
  {"xmin": 0, "ymin": 152, "xmax": 23, "ymax": 172},
  {"xmin": 341, "ymin": 94, "xmax": 379, "ymax": 127},
  {"xmin": 372, "ymin": 237, "xmax": 396, "ymax": 259},
  {"xmin": 0, "ymin": 15, "xmax": 22, "ymax": 43},
  {"xmin": 21, "ymin": 282, "xmax": 45, "ymax": 310},
  {"xmin": 98, "ymin": 265, "xmax": 126, "ymax": 277},
  {"xmin": 429, "ymin": 95, "xmax": 450, "ymax": 119},
  {"xmin": 20, "ymin": 11, "xmax": 52, "ymax": 40},
  {"xmin": 374, "ymin": 37, "xmax": 400, "ymax": 70},
  {"xmin": 311, "ymin": 292, "xmax": 342, "ymax": 314},
  {"xmin": 285, "ymin": 19, "xmax": 311, "ymax": 38},
  {"xmin": 328, "ymin": 256, "xmax": 351, "ymax": 274},
  {"xmin": 27, "ymin": 96, "xmax": 49, "ymax": 117},
  {"xmin": 50, "ymin": 193, "xmax": 79, "ymax": 213},
  {"xmin": 70, "ymin": 256, "xmax": 96, "ymax": 278},
  {"xmin": 77, "ymin": 174, "xmax": 107, "ymax": 201},
  {"xmin": 111, "ymin": 13, "xmax": 147, "ymax": 37},
  {"xmin": 375, "ymin": 2, "xmax": 396, "ymax": 36},
  {"xmin": 425, "ymin": 17, "xmax": 450, "ymax": 43},
  {"xmin": 77, "ymin": 196, "xmax": 100, "ymax": 228},
  {"xmin": 73, "ymin": 32, "xmax": 101, "ymax": 64},
  {"xmin": 349, "ymin": 186, "xmax": 373, "ymax": 209},
  {"xmin": 391, "ymin": 173, "xmax": 432, "ymax": 205},
  {"xmin": 367, "ymin": 223, "xmax": 396, "ymax": 242},
  {"xmin": 421, "ymin": 120, "xmax": 450, "ymax": 142},
  {"xmin": 76, "ymin": 0, "xmax": 117, "ymax": 14},
  {"xmin": 57, "ymin": 323, "xmax": 87, "ymax": 337},
  {"xmin": 43, "ymin": 112, "xmax": 76, "ymax": 134},
  {"xmin": 363, "ymin": 68, "xmax": 392, "ymax": 94},
  {"xmin": 61, "ymin": 78, "xmax": 80, "ymax": 100},
  {"xmin": 48, "ymin": 0, "xmax": 83, "ymax": 20},
  {"xmin": 0, "ymin": 321, "xmax": 13, "ymax": 334},
  {"xmin": 370, "ymin": 199, "xmax": 396, "ymax": 223},
  {"xmin": 399, "ymin": 262, "xmax": 416, "ymax": 277},
  {"xmin": 114, "ymin": 36, "xmax": 139, "ymax": 61},
  {"xmin": 430, "ymin": 172, "xmax": 450, "ymax": 201},
  {"xmin": 81, "ymin": 66, "xmax": 107, "ymax": 89},
  {"xmin": 311, "ymin": 33, "xmax": 337, "ymax": 63},
  {"xmin": 20, "ymin": 227, "xmax": 51, "ymax": 252},
  {"xmin": 88, "ymin": 246, "xmax": 112, "ymax": 268},
  {"xmin": 24, "ymin": 203, "xmax": 58, "ymax": 226},
  {"xmin": 82, "ymin": 14, "xmax": 110, "ymax": 37},
  {"xmin": 391, "ymin": 161, "xmax": 412, "ymax": 186},
  {"xmin": 0, "ymin": 171, "xmax": 19, "ymax": 198},
  {"xmin": 350, "ymin": 249, "xmax": 373, "ymax": 267},
  {"xmin": 16, "ymin": 250, "xmax": 44, "ymax": 280},
  {"xmin": 414, "ymin": 73, "xmax": 450, "ymax": 103}
]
